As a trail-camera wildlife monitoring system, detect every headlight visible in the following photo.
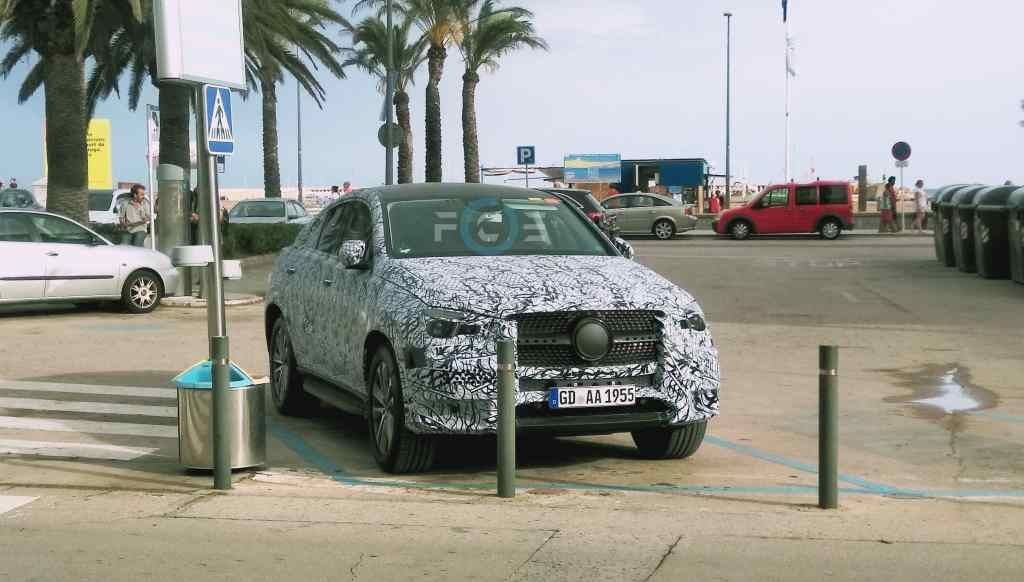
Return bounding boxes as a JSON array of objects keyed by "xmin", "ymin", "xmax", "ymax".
[
  {"xmin": 424, "ymin": 308, "xmax": 481, "ymax": 339},
  {"xmin": 677, "ymin": 313, "xmax": 707, "ymax": 332}
]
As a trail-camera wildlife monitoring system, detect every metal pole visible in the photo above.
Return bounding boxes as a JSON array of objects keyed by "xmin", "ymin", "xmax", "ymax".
[
  {"xmin": 146, "ymin": 105, "xmax": 157, "ymax": 250},
  {"xmin": 196, "ymin": 85, "xmax": 231, "ymax": 491},
  {"xmin": 384, "ymin": 0, "xmax": 395, "ymax": 186},
  {"xmin": 899, "ymin": 165, "xmax": 906, "ymax": 232},
  {"xmin": 724, "ymin": 12, "xmax": 732, "ymax": 209},
  {"xmin": 496, "ymin": 340, "xmax": 516, "ymax": 498},
  {"xmin": 784, "ymin": 19, "xmax": 791, "ymax": 182},
  {"xmin": 818, "ymin": 345, "xmax": 838, "ymax": 509},
  {"xmin": 525, "ymin": 164, "xmax": 530, "ymax": 189},
  {"xmin": 297, "ymin": 78, "xmax": 303, "ymax": 204}
]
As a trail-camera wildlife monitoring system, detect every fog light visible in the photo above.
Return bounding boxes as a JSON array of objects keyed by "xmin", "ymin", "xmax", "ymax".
[{"xmin": 678, "ymin": 313, "xmax": 707, "ymax": 332}]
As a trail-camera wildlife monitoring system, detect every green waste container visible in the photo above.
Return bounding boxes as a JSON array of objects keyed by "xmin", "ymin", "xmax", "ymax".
[
  {"xmin": 173, "ymin": 361, "xmax": 267, "ymax": 470},
  {"xmin": 935, "ymin": 185, "xmax": 971, "ymax": 267},
  {"xmin": 972, "ymin": 186, "xmax": 1018, "ymax": 279},
  {"xmin": 1009, "ymin": 188, "xmax": 1024, "ymax": 285},
  {"xmin": 950, "ymin": 185, "xmax": 988, "ymax": 273}
]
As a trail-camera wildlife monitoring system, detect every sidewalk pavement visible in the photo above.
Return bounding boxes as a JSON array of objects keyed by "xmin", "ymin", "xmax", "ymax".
[{"xmin": 162, "ymin": 292, "xmax": 263, "ymax": 309}]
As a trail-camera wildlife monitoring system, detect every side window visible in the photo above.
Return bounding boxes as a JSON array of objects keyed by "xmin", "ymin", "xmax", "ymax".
[
  {"xmin": 631, "ymin": 196, "xmax": 653, "ymax": 208},
  {"xmin": 652, "ymin": 197, "xmax": 672, "ymax": 207},
  {"xmin": 293, "ymin": 203, "xmax": 307, "ymax": 217},
  {"xmin": 286, "ymin": 203, "xmax": 300, "ymax": 219},
  {"xmin": 342, "ymin": 203, "xmax": 372, "ymax": 243},
  {"xmin": 316, "ymin": 204, "xmax": 353, "ymax": 254},
  {"xmin": 0, "ymin": 213, "xmax": 35, "ymax": 242},
  {"xmin": 820, "ymin": 185, "xmax": 849, "ymax": 205},
  {"xmin": 796, "ymin": 187, "xmax": 818, "ymax": 205},
  {"xmin": 603, "ymin": 197, "xmax": 626, "ymax": 210},
  {"xmin": 31, "ymin": 215, "xmax": 94, "ymax": 245},
  {"xmin": 762, "ymin": 188, "xmax": 790, "ymax": 208}
]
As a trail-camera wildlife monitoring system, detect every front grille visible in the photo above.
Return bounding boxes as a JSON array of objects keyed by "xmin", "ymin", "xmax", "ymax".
[{"xmin": 513, "ymin": 310, "xmax": 660, "ymax": 368}]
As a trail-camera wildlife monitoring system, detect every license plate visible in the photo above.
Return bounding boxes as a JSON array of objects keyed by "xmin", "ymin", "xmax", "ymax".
[{"xmin": 548, "ymin": 386, "xmax": 637, "ymax": 409}]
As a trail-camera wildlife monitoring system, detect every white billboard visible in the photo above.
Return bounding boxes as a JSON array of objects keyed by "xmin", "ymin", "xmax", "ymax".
[{"xmin": 154, "ymin": 0, "xmax": 245, "ymax": 90}]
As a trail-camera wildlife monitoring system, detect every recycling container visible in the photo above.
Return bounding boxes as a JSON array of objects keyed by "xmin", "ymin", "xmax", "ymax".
[
  {"xmin": 935, "ymin": 185, "xmax": 970, "ymax": 267},
  {"xmin": 174, "ymin": 361, "xmax": 266, "ymax": 470},
  {"xmin": 1009, "ymin": 188, "xmax": 1024, "ymax": 285},
  {"xmin": 950, "ymin": 185, "xmax": 988, "ymax": 273},
  {"xmin": 972, "ymin": 186, "xmax": 1018, "ymax": 279}
]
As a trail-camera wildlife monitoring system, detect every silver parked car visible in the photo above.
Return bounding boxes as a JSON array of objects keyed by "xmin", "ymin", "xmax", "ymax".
[
  {"xmin": 0, "ymin": 189, "xmax": 43, "ymax": 211},
  {"xmin": 0, "ymin": 210, "xmax": 179, "ymax": 313},
  {"xmin": 227, "ymin": 199, "xmax": 312, "ymax": 225},
  {"xmin": 601, "ymin": 192, "xmax": 698, "ymax": 240},
  {"xmin": 265, "ymin": 184, "xmax": 720, "ymax": 474}
]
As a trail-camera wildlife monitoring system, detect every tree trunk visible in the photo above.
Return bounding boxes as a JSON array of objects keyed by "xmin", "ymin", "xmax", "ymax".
[
  {"xmin": 43, "ymin": 52, "xmax": 88, "ymax": 224},
  {"xmin": 261, "ymin": 75, "xmax": 282, "ymax": 198},
  {"xmin": 425, "ymin": 44, "xmax": 446, "ymax": 183},
  {"xmin": 395, "ymin": 91, "xmax": 414, "ymax": 184},
  {"xmin": 462, "ymin": 70, "xmax": 480, "ymax": 183}
]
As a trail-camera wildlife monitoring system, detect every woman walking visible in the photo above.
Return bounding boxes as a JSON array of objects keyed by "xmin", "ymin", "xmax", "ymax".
[{"xmin": 878, "ymin": 177, "xmax": 897, "ymax": 234}]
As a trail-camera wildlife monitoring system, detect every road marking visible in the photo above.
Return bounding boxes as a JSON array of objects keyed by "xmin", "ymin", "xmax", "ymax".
[
  {"xmin": 0, "ymin": 439, "xmax": 159, "ymax": 461},
  {"xmin": 0, "ymin": 380, "xmax": 175, "ymax": 400},
  {"xmin": 0, "ymin": 495, "xmax": 37, "ymax": 516},
  {"xmin": 841, "ymin": 291, "xmax": 860, "ymax": 304},
  {"xmin": 0, "ymin": 416, "xmax": 177, "ymax": 438},
  {"xmin": 0, "ymin": 397, "xmax": 176, "ymax": 418}
]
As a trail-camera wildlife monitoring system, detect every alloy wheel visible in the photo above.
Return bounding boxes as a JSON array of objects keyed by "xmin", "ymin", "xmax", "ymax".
[
  {"xmin": 371, "ymin": 360, "xmax": 397, "ymax": 458},
  {"xmin": 822, "ymin": 221, "xmax": 841, "ymax": 240},
  {"xmin": 654, "ymin": 221, "xmax": 674, "ymax": 240},
  {"xmin": 130, "ymin": 277, "xmax": 158, "ymax": 310},
  {"xmin": 732, "ymin": 222, "xmax": 750, "ymax": 240},
  {"xmin": 270, "ymin": 328, "xmax": 291, "ymax": 406}
]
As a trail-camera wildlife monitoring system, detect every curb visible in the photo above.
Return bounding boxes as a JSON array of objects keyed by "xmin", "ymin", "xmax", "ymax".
[{"xmin": 161, "ymin": 294, "xmax": 264, "ymax": 309}]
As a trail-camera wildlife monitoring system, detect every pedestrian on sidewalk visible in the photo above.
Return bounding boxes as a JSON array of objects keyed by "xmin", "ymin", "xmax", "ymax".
[
  {"xmin": 8, "ymin": 177, "xmax": 18, "ymax": 189},
  {"xmin": 342, "ymin": 181, "xmax": 353, "ymax": 195},
  {"xmin": 878, "ymin": 177, "xmax": 897, "ymax": 234},
  {"xmin": 118, "ymin": 184, "xmax": 151, "ymax": 246},
  {"xmin": 709, "ymin": 191, "xmax": 722, "ymax": 214},
  {"xmin": 913, "ymin": 179, "xmax": 928, "ymax": 232}
]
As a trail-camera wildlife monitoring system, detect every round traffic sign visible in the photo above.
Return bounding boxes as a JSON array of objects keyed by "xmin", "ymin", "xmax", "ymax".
[
  {"xmin": 378, "ymin": 122, "xmax": 402, "ymax": 148},
  {"xmin": 891, "ymin": 141, "xmax": 911, "ymax": 162}
]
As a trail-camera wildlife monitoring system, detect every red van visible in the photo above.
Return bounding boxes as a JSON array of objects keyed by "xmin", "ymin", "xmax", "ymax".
[{"xmin": 713, "ymin": 181, "xmax": 855, "ymax": 240}]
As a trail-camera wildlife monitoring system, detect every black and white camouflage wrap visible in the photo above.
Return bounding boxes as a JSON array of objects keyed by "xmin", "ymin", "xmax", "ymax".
[{"xmin": 268, "ymin": 189, "xmax": 720, "ymax": 435}]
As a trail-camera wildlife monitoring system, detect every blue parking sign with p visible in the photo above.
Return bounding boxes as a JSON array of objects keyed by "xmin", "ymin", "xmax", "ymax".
[
  {"xmin": 205, "ymin": 85, "xmax": 235, "ymax": 156},
  {"xmin": 517, "ymin": 146, "xmax": 535, "ymax": 165}
]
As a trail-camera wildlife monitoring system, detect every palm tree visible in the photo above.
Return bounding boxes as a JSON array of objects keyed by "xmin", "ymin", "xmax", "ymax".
[
  {"xmin": 459, "ymin": 0, "xmax": 545, "ymax": 183},
  {"xmin": 243, "ymin": 0, "xmax": 345, "ymax": 198},
  {"xmin": 1, "ymin": 0, "xmax": 142, "ymax": 223},
  {"xmin": 356, "ymin": 0, "xmax": 473, "ymax": 182},
  {"xmin": 341, "ymin": 16, "xmax": 427, "ymax": 183}
]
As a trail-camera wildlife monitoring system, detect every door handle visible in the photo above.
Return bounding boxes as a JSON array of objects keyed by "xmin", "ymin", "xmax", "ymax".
[
  {"xmin": 323, "ymin": 279, "xmax": 334, "ymax": 287},
  {"xmin": 46, "ymin": 252, "xmax": 59, "ymax": 257},
  {"xmin": 286, "ymin": 266, "xmax": 297, "ymax": 274}
]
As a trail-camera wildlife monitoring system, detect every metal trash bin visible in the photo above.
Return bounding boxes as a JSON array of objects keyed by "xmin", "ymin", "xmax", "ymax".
[
  {"xmin": 973, "ymin": 185, "xmax": 1018, "ymax": 279},
  {"xmin": 1008, "ymin": 188, "xmax": 1024, "ymax": 285},
  {"xmin": 173, "ymin": 361, "xmax": 266, "ymax": 470},
  {"xmin": 935, "ymin": 185, "xmax": 970, "ymax": 267},
  {"xmin": 950, "ymin": 185, "xmax": 988, "ymax": 274}
]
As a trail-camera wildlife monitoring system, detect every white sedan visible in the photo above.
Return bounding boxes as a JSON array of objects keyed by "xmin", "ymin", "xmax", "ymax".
[{"xmin": 0, "ymin": 210, "xmax": 180, "ymax": 313}]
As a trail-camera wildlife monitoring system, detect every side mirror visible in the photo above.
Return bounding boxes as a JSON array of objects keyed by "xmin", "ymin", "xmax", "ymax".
[
  {"xmin": 612, "ymin": 236, "xmax": 635, "ymax": 260},
  {"xmin": 340, "ymin": 239, "xmax": 369, "ymax": 269}
]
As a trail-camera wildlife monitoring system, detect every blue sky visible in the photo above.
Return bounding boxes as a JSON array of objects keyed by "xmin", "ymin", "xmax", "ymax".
[{"xmin": 2, "ymin": 0, "xmax": 1023, "ymax": 190}]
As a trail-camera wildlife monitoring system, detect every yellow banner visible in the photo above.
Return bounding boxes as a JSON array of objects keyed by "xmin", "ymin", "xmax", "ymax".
[{"xmin": 43, "ymin": 119, "xmax": 114, "ymax": 190}]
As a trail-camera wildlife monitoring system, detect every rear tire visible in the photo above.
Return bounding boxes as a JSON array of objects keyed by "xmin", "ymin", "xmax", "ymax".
[
  {"xmin": 632, "ymin": 420, "xmax": 707, "ymax": 459},
  {"xmin": 819, "ymin": 218, "xmax": 842, "ymax": 240},
  {"xmin": 729, "ymin": 220, "xmax": 752, "ymax": 241},
  {"xmin": 653, "ymin": 219, "xmax": 676, "ymax": 240},
  {"xmin": 368, "ymin": 345, "xmax": 435, "ymax": 474},
  {"xmin": 121, "ymin": 271, "xmax": 163, "ymax": 314},
  {"xmin": 269, "ymin": 318, "xmax": 318, "ymax": 416}
]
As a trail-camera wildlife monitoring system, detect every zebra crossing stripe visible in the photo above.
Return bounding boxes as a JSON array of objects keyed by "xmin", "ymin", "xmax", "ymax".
[
  {"xmin": 0, "ymin": 416, "xmax": 177, "ymax": 438},
  {"xmin": 0, "ymin": 439, "xmax": 160, "ymax": 461},
  {"xmin": 0, "ymin": 495, "xmax": 37, "ymax": 516},
  {"xmin": 0, "ymin": 380, "xmax": 175, "ymax": 399},
  {"xmin": 0, "ymin": 397, "xmax": 176, "ymax": 418}
]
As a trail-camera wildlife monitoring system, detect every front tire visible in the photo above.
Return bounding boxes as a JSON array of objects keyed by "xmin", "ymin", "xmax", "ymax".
[
  {"xmin": 269, "ymin": 318, "xmax": 317, "ymax": 416},
  {"xmin": 632, "ymin": 420, "xmax": 707, "ymax": 459},
  {"xmin": 653, "ymin": 219, "xmax": 676, "ymax": 240},
  {"xmin": 368, "ymin": 345, "xmax": 435, "ymax": 473},
  {"xmin": 729, "ymin": 220, "xmax": 752, "ymax": 241},
  {"xmin": 819, "ymin": 218, "xmax": 842, "ymax": 240},
  {"xmin": 122, "ymin": 271, "xmax": 163, "ymax": 314}
]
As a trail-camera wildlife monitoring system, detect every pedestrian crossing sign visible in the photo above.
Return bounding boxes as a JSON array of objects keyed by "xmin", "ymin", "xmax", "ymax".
[{"xmin": 205, "ymin": 85, "xmax": 235, "ymax": 156}]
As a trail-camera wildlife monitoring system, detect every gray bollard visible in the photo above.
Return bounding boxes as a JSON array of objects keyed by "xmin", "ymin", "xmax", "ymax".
[
  {"xmin": 496, "ymin": 340, "xmax": 517, "ymax": 498},
  {"xmin": 211, "ymin": 335, "xmax": 232, "ymax": 490},
  {"xmin": 819, "ymin": 345, "xmax": 838, "ymax": 509}
]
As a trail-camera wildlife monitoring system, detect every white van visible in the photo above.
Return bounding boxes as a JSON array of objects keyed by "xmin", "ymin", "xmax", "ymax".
[{"xmin": 88, "ymin": 189, "xmax": 132, "ymax": 224}]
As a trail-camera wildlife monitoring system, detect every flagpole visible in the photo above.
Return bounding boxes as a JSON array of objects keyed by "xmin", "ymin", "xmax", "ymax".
[{"xmin": 784, "ymin": 17, "xmax": 791, "ymax": 183}]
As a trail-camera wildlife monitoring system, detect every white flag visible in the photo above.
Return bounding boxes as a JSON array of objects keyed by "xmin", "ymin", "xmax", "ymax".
[{"xmin": 146, "ymin": 105, "xmax": 160, "ymax": 160}]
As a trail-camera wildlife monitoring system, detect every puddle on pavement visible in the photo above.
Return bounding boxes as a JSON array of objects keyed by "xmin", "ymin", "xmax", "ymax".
[{"xmin": 882, "ymin": 364, "xmax": 999, "ymax": 420}]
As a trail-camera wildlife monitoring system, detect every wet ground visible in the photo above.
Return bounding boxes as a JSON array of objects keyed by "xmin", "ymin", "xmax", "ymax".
[{"xmin": 1, "ymin": 236, "xmax": 1023, "ymax": 500}]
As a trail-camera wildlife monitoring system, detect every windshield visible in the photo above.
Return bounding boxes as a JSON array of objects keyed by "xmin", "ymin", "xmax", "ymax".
[
  {"xmin": 0, "ymin": 190, "xmax": 36, "ymax": 209},
  {"xmin": 231, "ymin": 201, "xmax": 284, "ymax": 218},
  {"xmin": 88, "ymin": 191, "xmax": 113, "ymax": 211},
  {"xmin": 384, "ymin": 194, "xmax": 614, "ymax": 258}
]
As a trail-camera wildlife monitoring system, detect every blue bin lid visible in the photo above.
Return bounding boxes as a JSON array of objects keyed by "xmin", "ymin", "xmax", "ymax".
[{"xmin": 173, "ymin": 360, "xmax": 255, "ymax": 390}]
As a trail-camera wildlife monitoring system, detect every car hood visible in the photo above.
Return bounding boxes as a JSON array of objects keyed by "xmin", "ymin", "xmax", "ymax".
[{"xmin": 380, "ymin": 255, "xmax": 701, "ymax": 318}]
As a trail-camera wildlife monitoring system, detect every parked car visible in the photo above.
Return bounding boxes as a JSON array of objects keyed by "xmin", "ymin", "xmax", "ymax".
[
  {"xmin": 88, "ymin": 189, "xmax": 132, "ymax": 224},
  {"xmin": 713, "ymin": 181, "xmax": 855, "ymax": 240},
  {"xmin": 227, "ymin": 199, "xmax": 312, "ymax": 224},
  {"xmin": 265, "ymin": 183, "xmax": 720, "ymax": 473},
  {"xmin": 0, "ymin": 189, "xmax": 43, "ymax": 210},
  {"xmin": 538, "ymin": 188, "xmax": 619, "ymax": 237},
  {"xmin": 601, "ymin": 192, "xmax": 698, "ymax": 240},
  {"xmin": 0, "ymin": 210, "xmax": 179, "ymax": 313}
]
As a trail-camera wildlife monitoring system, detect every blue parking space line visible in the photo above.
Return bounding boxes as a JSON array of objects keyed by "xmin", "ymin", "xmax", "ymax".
[
  {"xmin": 970, "ymin": 410, "xmax": 1024, "ymax": 425},
  {"xmin": 704, "ymin": 435, "xmax": 897, "ymax": 494},
  {"xmin": 267, "ymin": 420, "xmax": 362, "ymax": 486}
]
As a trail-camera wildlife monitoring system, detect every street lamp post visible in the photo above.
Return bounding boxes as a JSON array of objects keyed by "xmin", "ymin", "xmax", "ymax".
[
  {"xmin": 724, "ymin": 12, "xmax": 733, "ymax": 210},
  {"xmin": 384, "ymin": 0, "xmax": 395, "ymax": 186},
  {"xmin": 297, "ymin": 78, "xmax": 303, "ymax": 204}
]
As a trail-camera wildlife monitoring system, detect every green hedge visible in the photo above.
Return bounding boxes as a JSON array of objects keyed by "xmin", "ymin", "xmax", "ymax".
[{"xmin": 91, "ymin": 222, "xmax": 302, "ymax": 259}]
